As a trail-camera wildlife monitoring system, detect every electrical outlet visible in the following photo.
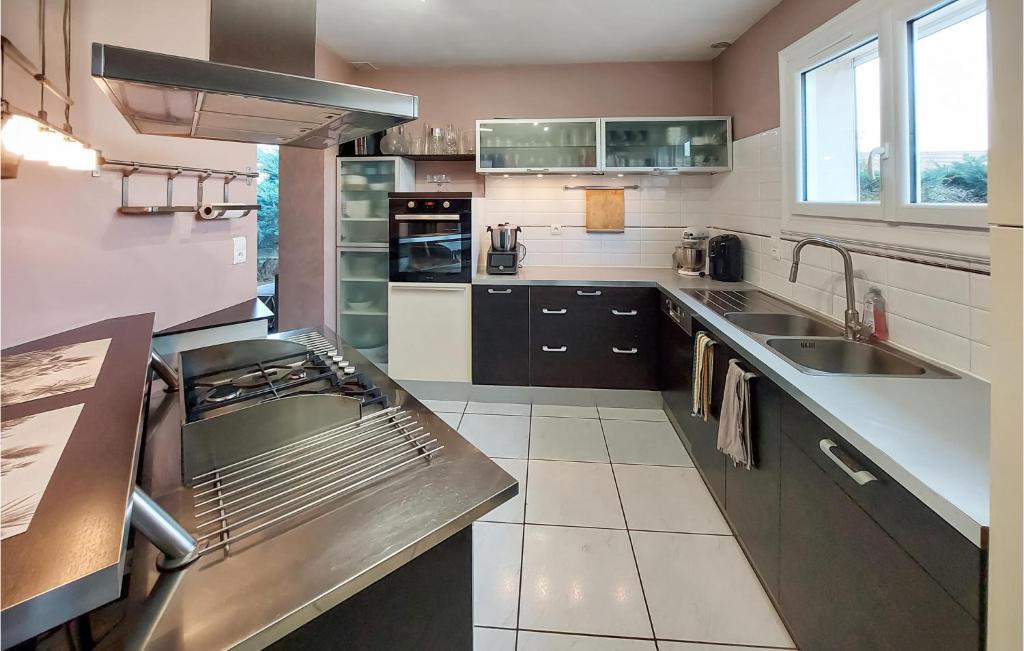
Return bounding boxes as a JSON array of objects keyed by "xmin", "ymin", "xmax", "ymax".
[
  {"xmin": 233, "ymin": 236, "xmax": 247, "ymax": 265},
  {"xmin": 769, "ymin": 235, "xmax": 782, "ymax": 261},
  {"xmin": 550, "ymin": 224, "xmax": 563, "ymax": 235}
]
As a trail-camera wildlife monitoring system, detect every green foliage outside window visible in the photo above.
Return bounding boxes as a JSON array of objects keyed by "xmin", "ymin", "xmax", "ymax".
[
  {"xmin": 858, "ymin": 154, "xmax": 987, "ymax": 204},
  {"xmin": 257, "ymin": 145, "xmax": 279, "ymax": 283}
]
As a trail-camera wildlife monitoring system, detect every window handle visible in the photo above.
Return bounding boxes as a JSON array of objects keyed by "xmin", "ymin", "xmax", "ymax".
[
  {"xmin": 542, "ymin": 308, "xmax": 567, "ymax": 314},
  {"xmin": 867, "ymin": 145, "xmax": 889, "ymax": 180}
]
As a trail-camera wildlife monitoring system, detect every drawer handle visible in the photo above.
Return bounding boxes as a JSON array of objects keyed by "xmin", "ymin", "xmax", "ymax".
[
  {"xmin": 819, "ymin": 439, "xmax": 877, "ymax": 486},
  {"xmin": 487, "ymin": 288, "xmax": 512, "ymax": 294},
  {"xmin": 612, "ymin": 347, "xmax": 638, "ymax": 354},
  {"xmin": 542, "ymin": 308, "xmax": 567, "ymax": 314},
  {"xmin": 542, "ymin": 345, "xmax": 567, "ymax": 353},
  {"xmin": 611, "ymin": 309, "xmax": 638, "ymax": 316},
  {"xmin": 576, "ymin": 290, "xmax": 602, "ymax": 296}
]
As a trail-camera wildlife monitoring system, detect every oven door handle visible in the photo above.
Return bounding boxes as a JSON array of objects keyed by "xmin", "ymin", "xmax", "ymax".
[{"xmin": 394, "ymin": 214, "xmax": 462, "ymax": 221}]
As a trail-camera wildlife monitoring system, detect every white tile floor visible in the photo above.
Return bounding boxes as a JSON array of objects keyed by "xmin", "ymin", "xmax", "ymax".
[{"xmin": 437, "ymin": 401, "xmax": 797, "ymax": 650}]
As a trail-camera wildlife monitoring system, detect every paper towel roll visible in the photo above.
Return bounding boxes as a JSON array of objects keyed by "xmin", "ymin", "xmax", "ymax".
[{"xmin": 197, "ymin": 203, "xmax": 255, "ymax": 220}]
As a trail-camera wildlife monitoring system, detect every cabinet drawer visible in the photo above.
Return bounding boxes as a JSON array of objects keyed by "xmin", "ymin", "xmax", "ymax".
[
  {"xmin": 780, "ymin": 435, "xmax": 979, "ymax": 650},
  {"xmin": 472, "ymin": 285, "xmax": 529, "ymax": 386},
  {"xmin": 592, "ymin": 341, "xmax": 656, "ymax": 389},
  {"xmin": 530, "ymin": 341, "xmax": 593, "ymax": 387},
  {"xmin": 781, "ymin": 397, "xmax": 984, "ymax": 621}
]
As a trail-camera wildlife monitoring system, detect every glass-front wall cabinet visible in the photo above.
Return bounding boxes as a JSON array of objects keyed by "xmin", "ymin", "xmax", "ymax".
[
  {"xmin": 476, "ymin": 119, "xmax": 601, "ymax": 173},
  {"xmin": 602, "ymin": 117, "xmax": 732, "ymax": 173}
]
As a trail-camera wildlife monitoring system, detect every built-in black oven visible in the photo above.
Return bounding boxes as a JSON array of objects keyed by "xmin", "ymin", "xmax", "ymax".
[{"xmin": 389, "ymin": 192, "xmax": 473, "ymax": 283}]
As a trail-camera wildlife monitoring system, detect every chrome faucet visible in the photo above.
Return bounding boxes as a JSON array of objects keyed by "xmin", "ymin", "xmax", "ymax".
[{"xmin": 789, "ymin": 237, "xmax": 873, "ymax": 341}]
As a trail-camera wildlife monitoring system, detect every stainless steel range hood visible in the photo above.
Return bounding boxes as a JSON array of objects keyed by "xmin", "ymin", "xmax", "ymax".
[{"xmin": 91, "ymin": 43, "xmax": 418, "ymax": 149}]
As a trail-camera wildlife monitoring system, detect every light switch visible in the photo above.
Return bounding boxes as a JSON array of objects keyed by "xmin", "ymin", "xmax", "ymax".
[
  {"xmin": 233, "ymin": 236, "xmax": 247, "ymax": 265},
  {"xmin": 550, "ymin": 224, "xmax": 563, "ymax": 235},
  {"xmin": 769, "ymin": 235, "xmax": 782, "ymax": 261}
]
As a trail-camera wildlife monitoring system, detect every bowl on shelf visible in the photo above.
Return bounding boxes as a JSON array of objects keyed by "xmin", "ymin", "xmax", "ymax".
[
  {"xmin": 346, "ymin": 299, "xmax": 378, "ymax": 312},
  {"xmin": 342, "ymin": 174, "xmax": 368, "ymax": 189},
  {"xmin": 344, "ymin": 200, "xmax": 372, "ymax": 220}
]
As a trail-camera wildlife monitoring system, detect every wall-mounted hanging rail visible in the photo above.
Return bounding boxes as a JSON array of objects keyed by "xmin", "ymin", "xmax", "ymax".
[
  {"xmin": 563, "ymin": 184, "xmax": 640, "ymax": 191},
  {"xmin": 100, "ymin": 158, "xmax": 259, "ymax": 217}
]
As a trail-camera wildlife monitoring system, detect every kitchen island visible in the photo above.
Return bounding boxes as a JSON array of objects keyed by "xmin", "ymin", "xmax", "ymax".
[{"xmin": 101, "ymin": 328, "xmax": 516, "ymax": 650}]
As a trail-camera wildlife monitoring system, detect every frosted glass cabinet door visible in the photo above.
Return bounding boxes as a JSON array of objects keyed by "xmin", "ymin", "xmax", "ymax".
[
  {"xmin": 603, "ymin": 117, "xmax": 732, "ymax": 172},
  {"xmin": 337, "ymin": 249, "xmax": 390, "ymax": 362},
  {"xmin": 338, "ymin": 159, "xmax": 395, "ymax": 246},
  {"xmin": 476, "ymin": 119, "xmax": 600, "ymax": 173}
]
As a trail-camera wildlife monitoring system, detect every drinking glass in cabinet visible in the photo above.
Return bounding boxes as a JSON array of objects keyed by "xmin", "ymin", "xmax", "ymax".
[
  {"xmin": 603, "ymin": 118, "xmax": 730, "ymax": 171},
  {"xmin": 477, "ymin": 119, "xmax": 599, "ymax": 171}
]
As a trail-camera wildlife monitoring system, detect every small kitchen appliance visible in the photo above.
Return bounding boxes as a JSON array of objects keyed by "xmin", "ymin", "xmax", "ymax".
[
  {"xmin": 708, "ymin": 234, "xmax": 743, "ymax": 282},
  {"xmin": 486, "ymin": 223, "xmax": 527, "ymax": 275},
  {"xmin": 674, "ymin": 226, "xmax": 709, "ymax": 276}
]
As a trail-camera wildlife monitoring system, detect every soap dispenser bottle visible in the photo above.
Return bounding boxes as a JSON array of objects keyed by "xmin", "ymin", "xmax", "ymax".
[{"xmin": 863, "ymin": 288, "xmax": 888, "ymax": 341}]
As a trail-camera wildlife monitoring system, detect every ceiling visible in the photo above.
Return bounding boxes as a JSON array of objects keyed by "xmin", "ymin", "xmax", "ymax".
[{"xmin": 316, "ymin": 0, "xmax": 781, "ymax": 67}]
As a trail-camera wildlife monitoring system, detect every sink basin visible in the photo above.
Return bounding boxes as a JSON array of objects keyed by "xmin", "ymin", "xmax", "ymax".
[
  {"xmin": 726, "ymin": 313, "xmax": 844, "ymax": 337},
  {"xmin": 767, "ymin": 338, "xmax": 935, "ymax": 376}
]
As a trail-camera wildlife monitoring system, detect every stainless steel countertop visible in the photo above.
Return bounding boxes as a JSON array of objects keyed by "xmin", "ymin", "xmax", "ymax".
[
  {"xmin": 474, "ymin": 266, "xmax": 990, "ymax": 546},
  {"xmin": 103, "ymin": 331, "xmax": 517, "ymax": 650}
]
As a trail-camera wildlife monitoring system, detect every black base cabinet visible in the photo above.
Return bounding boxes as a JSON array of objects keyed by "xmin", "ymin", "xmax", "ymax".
[
  {"xmin": 529, "ymin": 286, "xmax": 658, "ymax": 389},
  {"xmin": 725, "ymin": 377, "xmax": 781, "ymax": 598},
  {"xmin": 471, "ymin": 285, "xmax": 530, "ymax": 386},
  {"xmin": 779, "ymin": 434, "xmax": 979, "ymax": 650},
  {"xmin": 658, "ymin": 301, "xmax": 692, "ymax": 425},
  {"xmin": 656, "ymin": 294, "xmax": 983, "ymax": 651}
]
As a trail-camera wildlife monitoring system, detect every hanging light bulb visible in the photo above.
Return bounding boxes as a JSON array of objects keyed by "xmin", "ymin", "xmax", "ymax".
[
  {"xmin": 67, "ymin": 146, "xmax": 97, "ymax": 171},
  {"xmin": 49, "ymin": 138, "xmax": 82, "ymax": 167},
  {"xmin": 1, "ymin": 115, "xmax": 42, "ymax": 155},
  {"xmin": 22, "ymin": 127, "xmax": 63, "ymax": 162}
]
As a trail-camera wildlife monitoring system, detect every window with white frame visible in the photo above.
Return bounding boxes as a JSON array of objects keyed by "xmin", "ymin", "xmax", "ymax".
[{"xmin": 781, "ymin": 0, "xmax": 989, "ymax": 238}]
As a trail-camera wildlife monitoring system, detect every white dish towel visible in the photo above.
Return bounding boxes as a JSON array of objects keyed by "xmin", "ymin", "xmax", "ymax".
[{"xmin": 717, "ymin": 358, "xmax": 756, "ymax": 469}]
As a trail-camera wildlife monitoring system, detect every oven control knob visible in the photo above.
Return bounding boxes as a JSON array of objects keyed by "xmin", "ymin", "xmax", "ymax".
[
  {"xmin": 442, "ymin": 200, "xmax": 450, "ymax": 208},
  {"xmin": 407, "ymin": 201, "xmax": 415, "ymax": 208}
]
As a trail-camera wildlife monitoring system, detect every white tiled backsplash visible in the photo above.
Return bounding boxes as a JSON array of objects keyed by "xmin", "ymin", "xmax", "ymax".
[
  {"xmin": 707, "ymin": 130, "xmax": 991, "ymax": 381},
  {"xmin": 482, "ymin": 174, "xmax": 713, "ymax": 268},
  {"xmin": 475, "ymin": 131, "xmax": 991, "ymax": 380}
]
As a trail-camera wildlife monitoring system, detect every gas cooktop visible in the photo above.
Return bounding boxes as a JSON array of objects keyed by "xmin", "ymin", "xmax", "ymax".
[{"xmin": 179, "ymin": 335, "xmax": 387, "ymax": 425}]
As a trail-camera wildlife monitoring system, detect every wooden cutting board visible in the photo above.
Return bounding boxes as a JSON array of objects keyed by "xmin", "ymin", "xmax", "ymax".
[{"xmin": 585, "ymin": 189, "xmax": 625, "ymax": 232}]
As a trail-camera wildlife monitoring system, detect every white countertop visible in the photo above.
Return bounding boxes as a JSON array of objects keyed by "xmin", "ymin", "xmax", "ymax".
[{"xmin": 474, "ymin": 266, "xmax": 991, "ymax": 546}]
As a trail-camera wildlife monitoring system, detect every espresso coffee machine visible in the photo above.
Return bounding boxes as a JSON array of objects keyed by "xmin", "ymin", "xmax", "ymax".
[{"xmin": 486, "ymin": 223, "xmax": 527, "ymax": 274}]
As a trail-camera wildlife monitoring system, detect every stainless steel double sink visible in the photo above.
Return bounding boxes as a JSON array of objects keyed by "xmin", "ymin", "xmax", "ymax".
[{"xmin": 684, "ymin": 289, "xmax": 956, "ymax": 378}]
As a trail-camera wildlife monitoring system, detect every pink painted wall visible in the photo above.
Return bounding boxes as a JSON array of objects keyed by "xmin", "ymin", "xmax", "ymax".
[
  {"xmin": 711, "ymin": 0, "xmax": 857, "ymax": 139},
  {"xmin": 1, "ymin": 0, "xmax": 257, "ymax": 347},
  {"xmin": 354, "ymin": 61, "xmax": 714, "ymax": 137},
  {"xmin": 276, "ymin": 43, "xmax": 357, "ymax": 332}
]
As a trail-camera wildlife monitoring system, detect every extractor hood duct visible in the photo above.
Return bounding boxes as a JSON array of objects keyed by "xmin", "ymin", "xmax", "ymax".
[{"xmin": 90, "ymin": 1, "xmax": 417, "ymax": 149}]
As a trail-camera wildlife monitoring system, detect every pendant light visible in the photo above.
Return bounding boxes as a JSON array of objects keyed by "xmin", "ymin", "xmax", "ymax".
[{"xmin": 0, "ymin": 0, "xmax": 97, "ymax": 174}]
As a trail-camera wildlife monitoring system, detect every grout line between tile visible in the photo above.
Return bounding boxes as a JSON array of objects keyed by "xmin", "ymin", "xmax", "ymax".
[
  {"xmin": 513, "ymin": 416, "xmax": 532, "ymax": 645},
  {"xmin": 600, "ymin": 417, "xmax": 659, "ymax": 641}
]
